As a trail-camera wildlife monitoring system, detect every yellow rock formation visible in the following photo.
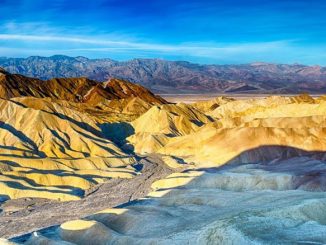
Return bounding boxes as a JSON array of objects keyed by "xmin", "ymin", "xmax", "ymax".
[
  {"xmin": 192, "ymin": 96, "xmax": 234, "ymax": 112},
  {"xmin": 6, "ymin": 94, "xmax": 326, "ymax": 244},
  {"xmin": 3, "ymin": 94, "xmax": 326, "ymax": 202},
  {"xmin": 128, "ymin": 103, "xmax": 212, "ymax": 154},
  {"xmin": 0, "ymin": 97, "xmax": 136, "ymax": 201},
  {"xmin": 158, "ymin": 96, "xmax": 326, "ymax": 167}
]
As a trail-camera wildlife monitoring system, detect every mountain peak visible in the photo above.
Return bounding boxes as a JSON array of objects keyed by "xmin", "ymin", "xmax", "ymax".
[
  {"xmin": 0, "ymin": 71, "xmax": 167, "ymax": 105},
  {"xmin": 104, "ymin": 78, "xmax": 167, "ymax": 104},
  {"xmin": 250, "ymin": 62, "xmax": 272, "ymax": 66},
  {"xmin": 49, "ymin": 55, "xmax": 73, "ymax": 59}
]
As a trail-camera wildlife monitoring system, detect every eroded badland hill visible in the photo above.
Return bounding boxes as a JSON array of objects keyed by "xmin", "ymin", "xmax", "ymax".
[{"xmin": 0, "ymin": 68, "xmax": 326, "ymax": 244}]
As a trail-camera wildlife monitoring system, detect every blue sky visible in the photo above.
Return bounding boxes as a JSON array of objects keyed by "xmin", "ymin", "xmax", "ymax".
[{"xmin": 0, "ymin": 0, "xmax": 325, "ymax": 64}]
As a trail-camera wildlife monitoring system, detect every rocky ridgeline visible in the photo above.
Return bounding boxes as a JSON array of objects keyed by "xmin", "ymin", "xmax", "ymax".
[{"xmin": 0, "ymin": 55, "xmax": 325, "ymax": 93}]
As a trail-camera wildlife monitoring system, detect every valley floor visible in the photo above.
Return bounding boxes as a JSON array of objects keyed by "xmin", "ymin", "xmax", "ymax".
[
  {"xmin": 0, "ymin": 154, "xmax": 176, "ymax": 239},
  {"xmin": 160, "ymin": 93, "xmax": 323, "ymax": 103},
  {"xmin": 7, "ymin": 155, "xmax": 326, "ymax": 244}
]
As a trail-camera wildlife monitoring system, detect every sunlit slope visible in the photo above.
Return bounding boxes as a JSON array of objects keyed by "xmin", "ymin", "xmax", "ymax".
[
  {"xmin": 122, "ymin": 95, "xmax": 326, "ymax": 167},
  {"xmin": 192, "ymin": 96, "xmax": 235, "ymax": 113},
  {"xmin": 158, "ymin": 95, "xmax": 326, "ymax": 167},
  {"xmin": 209, "ymin": 94, "xmax": 320, "ymax": 119},
  {"xmin": 127, "ymin": 103, "xmax": 212, "ymax": 154},
  {"xmin": 0, "ymin": 97, "xmax": 135, "ymax": 201}
]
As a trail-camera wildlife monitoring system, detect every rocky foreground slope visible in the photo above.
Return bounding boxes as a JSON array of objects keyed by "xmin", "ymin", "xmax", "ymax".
[
  {"xmin": 0, "ymin": 69, "xmax": 168, "ymax": 202},
  {"xmin": 0, "ymin": 69, "xmax": 326, "ymax": 243},
  {"xmin": 1, "ymin": 55, "xmax": 325, "ymax": 93}
]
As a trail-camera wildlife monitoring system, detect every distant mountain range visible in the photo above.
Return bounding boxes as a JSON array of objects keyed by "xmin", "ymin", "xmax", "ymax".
[{"xmin": 0, "ymin": 55, "xmax": 325, "ymax": 94}]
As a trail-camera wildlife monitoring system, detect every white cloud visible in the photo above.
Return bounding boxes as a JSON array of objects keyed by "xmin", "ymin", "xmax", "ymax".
[
  {"xmin": 0, "ymin": 33, "xmax": 324, "ymax": 65},
  {"xmin": 0, "ymin": 33, "xmax": 292, "ymax": 53}
]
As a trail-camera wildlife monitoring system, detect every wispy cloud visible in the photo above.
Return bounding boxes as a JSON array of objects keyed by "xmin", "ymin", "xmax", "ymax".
[
  {"xmin": 0, "ymin": 34, "xmax": 143, "ymax": 47},
  {"xmin": 0, "ymin": 33, "xmax": 324, "ymax": 65},
  {"xmin": 0, "ymin": 33, "xmax": 292, "ymax": 53}
]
